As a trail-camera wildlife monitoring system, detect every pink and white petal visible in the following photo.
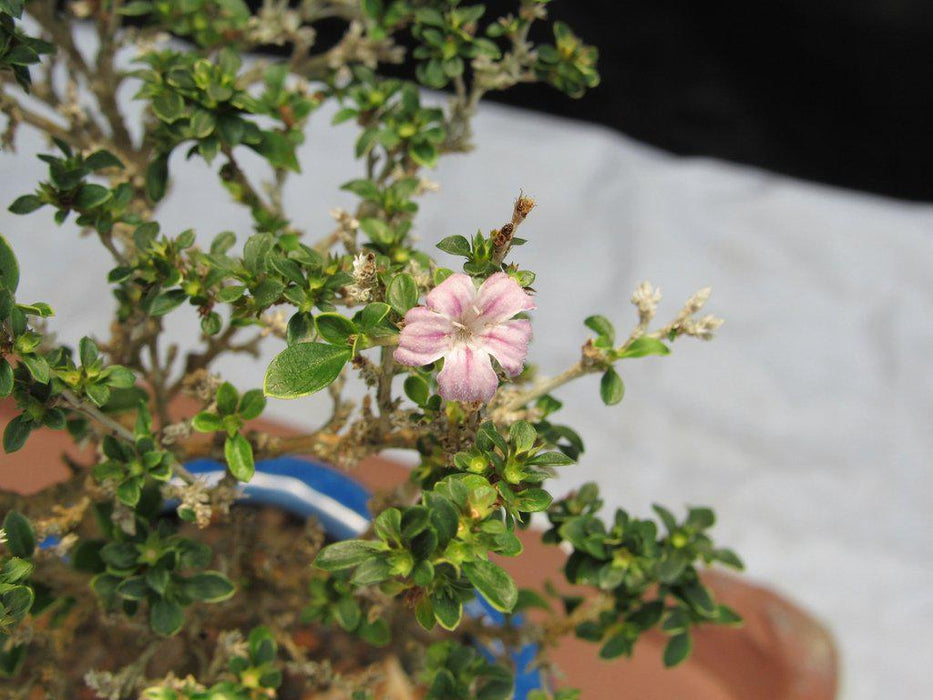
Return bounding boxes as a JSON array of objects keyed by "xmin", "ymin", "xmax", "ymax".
[
  {"xmin": 479, "ymin": 319, "xmax": 532, "ymax": 376},
  {"xmin": 437, "ymin": 345, "xmax": 499, "ymax": 403},
  {"xmin": 474, "ymin": 272, "xmax": 536, "ymax": 324},
  {"xmin": 425, "ymin": 273, "xmax": 477, "ymax": 319},
  {"xmin": 394, "ymin": 307, "xmax": 452, "ymax": 367}
]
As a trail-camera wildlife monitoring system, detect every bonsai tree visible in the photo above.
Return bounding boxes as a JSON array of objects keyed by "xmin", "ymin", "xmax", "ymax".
[{"xmin": 0, "ymin": 1, "xmax": 741, "ymax": 697}]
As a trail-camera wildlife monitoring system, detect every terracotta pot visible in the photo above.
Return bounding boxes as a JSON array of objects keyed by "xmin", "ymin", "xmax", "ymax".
[{"xmin": 1, "ymin": 397, "xmax": 839, "ymax": 699}]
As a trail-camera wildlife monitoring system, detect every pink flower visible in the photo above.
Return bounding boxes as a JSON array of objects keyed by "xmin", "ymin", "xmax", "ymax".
[{"xmin": 394, "ymin": 272, "xmax": 535, "ymax": 403}]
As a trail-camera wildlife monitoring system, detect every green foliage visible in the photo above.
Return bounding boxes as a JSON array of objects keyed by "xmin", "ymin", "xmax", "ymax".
[
  {"xmin": 9, "ymin": 140, "xmax": 129, "ymax": 229},
  {"xmin": 412, "ymin": 5, "xmax": 500, "ymax": 89},
  {"xmin": 142, "ymin": 626, "xmax": 282, "ymax": 699},
  {"xmin": 264, "ymin": 342, "xmax": 352, "ymax": 399},
  {"xmin": 191, "ymin": 382, "xmax": 265, "ymax": 481},
  {"xmin": 437, "ymin": 230, "xmax": 534, "ymax": 283},
  {"xmin": 134, "ymin": 49, "xmax": 312, "ymax": 207},
  {"xmin": 0, "ymin": 2, "xmax": 53, "ymax": 91},
  {"xmin": 0, "ymin": 511, "xmax": 36, "ymax": 677},
  {"xmin": 420, "ymin": 640, "xmax": 513, "ymax": 700},
  {"xmin": 91, "ymin": 406, "xmax": 174, "ymax": 507},
  {"xmin": 85, "ymin": 501, "xmax": 234, "ymax": 637},
  {"xmin": 336, "ymin": 69, "xmax": 446, "ymax": 170},
  {"xmin": 534, "ymin": 21, "xmax": 600, "ymax": 98},
  {"xmin": 123, "ymin": 0, "xmax": 251, "ymax": 49},
  {"xmin": 543, "ymin": 483, "xmax": 744, "ymax": 667}
]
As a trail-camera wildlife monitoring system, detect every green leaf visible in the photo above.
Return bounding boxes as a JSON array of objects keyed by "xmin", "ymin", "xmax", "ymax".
[
  {"xmin": 335, "ymin": 596, "xmax": 361, "ymax": 631},
  {"xmin": 316, "ymin": 313, "xmax": 357, "ymax": 345},
  {"xmin": 3, "ymin": 415, "xmax": 32, "ymax": 453},
  {"xmin": 150, "ymin": 598, "xmax": 185, "ymax": 637},
  {"xmin": 191, "ymin": 412, "xmax": 222, "ymax": 433},
  {"xmin": 264, "ymin": 343, "xmax": 351, "ymax": 399},
  {"xmin": 215, "ymin": 382, "xmax": 238, "ymax": 416},
  {"xmin": 386, "ymin": 273, "xmax": 418, "ymax": 314},
  {"xmin": 315, "ymin": 540, "xmax": 383, "ymax": 571},
  {"xmin": 584, "ymin": 315, "xmax": 615, "ymax": 343},
  {"xmin": 183, "ymin": 572, "xmax": 236, "ymax": 602},
  {"xmin": 74, "ymin": 184, "xmax": 112, "ymax": 209},
  {"xmin": 509, "ymin": 421, "xmax": 536, "ymax": 454},
  {"xmin": 84, "ymin": 150, "xmax": 124, "ymax": 171},
  {"xmin": 146, "ymin": 153, "xmax": 169, "ymax": 202},
  {"xmin": 436, "ymin": 235, "xmax": 472, "ymax": 257},
  {"xmin": 374, "ymin": 508, "xmax": 402, "ymax": 544},
  {"xmin": 20, "ymin": 354, "xmax": 49, "ymax": 383},
  {"xmin": 663, "ymin": 632, "xmax": 692, "ymax": 667},
  {"xmin": 514, "ymin": 488, "xmax": 552, "ymax": 513},
  {"xmin": 599, "ymin": 367, "xmax": 625, "ymax": 405},
  {"xmin": 618, "ymin": 336, "xmax": 671, "ymax": 359},
  {"xmin": 432, "ymin": 594, "xmax": 462, "ymax": 630},
  {"xmin": 681, "ymin": 581, "xmax": 717, "ymax": 618},
  {"xmin": 462, "ymin": 560, "xmax": 518, "ymax": 613},
  {"xmin": 152, "ymin": 92, "xmax": 186, "ymax": 123},
  {"xmin": 2, "ymin": 511, "xmax": 35, "ymax": 558},
  {"xmin": 79, "ymin": 337, "xmax": 98, "ymax": 367},
  {"xmin": 403, "ymin": 375, "xmax": 430, "ymax": 405},
  {"xmin": 0, "ymin": 234, "xmax": 19, "ymax": 294},
  {"xmin": 8, "ymin": 195, "xmax": 43, "ymax": 215},
  {"xmin": 149, "ymin": 289, "xmax": 186, "ymax": 316},
  {"xmin": 0, "ymin": 359, "xmax": 13, "ymax": 397},
  {"xmin": 238, "ymin": 389, "xmax": 266, "ymax": 420},
  {"xmin": 224, "ymin": 433, "xmax": 255, "ymax": 481}
]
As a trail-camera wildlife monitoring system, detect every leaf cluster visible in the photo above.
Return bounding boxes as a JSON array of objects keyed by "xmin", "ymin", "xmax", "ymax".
[
  {"xmin": 544, "ymin": 484, "xmax": 744, "ymax": 667},
  {"xmin": 81, "ymin": 499, "xmax": 235, "ymax": 637}
]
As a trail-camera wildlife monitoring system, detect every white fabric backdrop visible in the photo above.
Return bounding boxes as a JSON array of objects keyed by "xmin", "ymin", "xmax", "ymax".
[{"xmin": 3, "ymin": 67, "xmax": 932, "ymax": 698}]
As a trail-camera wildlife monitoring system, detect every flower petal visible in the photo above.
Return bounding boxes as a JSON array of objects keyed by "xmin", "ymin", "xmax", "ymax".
[
  {"xmin": 437, "ymin": 345, "xmax": 498, "ymax": 403},
  {"xmin": 394, "ymin": 307, "xmax": 452, "ymax": 367},
  {"xmin": 479, "ymin": 319, "xmax": 532, "ymax": 376},
  {"xmin": 425, "ymin": 273, "xmax": 477, "ymax": 319},
  {"xmin": 474, "ymin": 272, "xmax": 535, "ymax": 324}
]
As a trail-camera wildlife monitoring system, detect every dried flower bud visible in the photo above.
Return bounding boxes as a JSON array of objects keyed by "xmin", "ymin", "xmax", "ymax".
[{"xmin": 513, "ymin": 193, "xmax": 536, "ymax": 226}]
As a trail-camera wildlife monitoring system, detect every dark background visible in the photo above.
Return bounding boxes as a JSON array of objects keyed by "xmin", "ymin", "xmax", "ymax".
[{"xmin": 259, "ymin": 1, "xmax": 933, "ymax": 201}]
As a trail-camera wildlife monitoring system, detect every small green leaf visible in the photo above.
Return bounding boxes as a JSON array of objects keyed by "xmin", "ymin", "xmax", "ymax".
[
  {"xmin": 151, "ymin": 92, "xmax": 185, "ymax": 123},
  {"xmin": 215, "ymin": 382, "xmax": 238, "ymax": 416},
  {"xmin": 264, "ymin": 343, "xmax": 351, "ymax": 399},
  {"xmin": 0, "ymin": 359, "xmax": 13, "ymax": 397},
  {"xmin": 599, "ymin": 367, "xmax": 625, "ymax": 405},
  {"xmin": 84, "ymin": 150, "xmax": 124, "ymax": 171},
  {"xmin": 74, "ymin": 184, "xmax": 112, "ymax": 209},
  {"xmin": 403, "ymin": 375, "xmax": 430, "ymax": 405},
  {"xmin": 315, "ymin": 540, "xmax": 383, "ymax": 571},
  {"xmin": 224, "ymin": 433, "xmax": 254, "ymax": 481},
  {"xmin": 509, "ymin": 421, "xmax": 536, "ymax": 454},
  {"xmin": 150, "ymin": 598, "xmax": 185, "ymax": 637},
  {"xmin": 3, "ymin": 415, "xmax": 32, "ymax": 454},
  {"xmin": 618, "ymin": 336, "xmax": 671, "ymax": 359},
  {"xmin": 584, "ymin": 315, "xmax": 614, "ymax": 343},
  {"xmin": 663, "ymin": 632, "xmax": 692, "ymax": 667},
  {"xmin": 436, "ymin": 235, "xmax": 472, "ymax": 257},
  {"xmin": 8, "ymin": 195, "xmax": 43, "ymax": 215},
  {"xmin": 148, "ymin": 289, "xmax": 186, "ymax": 316},
  {"xmin": 183, "ymin": 572, "xmax": 236, "ymax": 602},
  {"xmin": 462, "ymin": 559, "xmax": 518, "ymax": 613},
  {"xmin": 191, "ymin": 412, "xmax": 223, "ymax": 433},
  {"xmin": 2, "ymin": 511, "xmax": 35, "ymax": 558},
  {"xmin": 0, "ymin": 234, "xmax": 20, "ymax": 293},
  {"xmin": 386, "ymin": 273, "xmax": 418, "ymax": 314},
  {"xmin": 316, "ymin": 313, "xmax": 357, "ymax": 345},
  {"xmin": 21, "ymin": 354, "xmax": 49, "ymax": 383},
  {"xmin": 238, "ymin": 389, "xmax": 266, "ymax": 420}
]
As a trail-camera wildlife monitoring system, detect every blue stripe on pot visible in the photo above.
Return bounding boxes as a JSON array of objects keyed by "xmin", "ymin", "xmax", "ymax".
[{"xmin": 185, "ymin": 457, "xmax": 543, "ymax": 699}]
